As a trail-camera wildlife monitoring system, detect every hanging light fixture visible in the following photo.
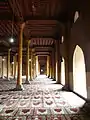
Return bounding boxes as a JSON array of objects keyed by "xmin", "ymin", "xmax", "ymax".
[
  {"xmin": 61, "ymin": 36, "xmax": 64, "ymax": 43},
  {"xmin": 10, "ymin": 37, "xmax": 14, "ymax": 43},
  {"xmin": 32, "ymin": 0, "xmax": 36, "ymax": 16},
  {"xmin": 29, "ymin": 59, "xmax": 31, "ymax": 62},
  {"xmin": 9, "ymin": 6, "xmax": 14, "ymax": 43}
]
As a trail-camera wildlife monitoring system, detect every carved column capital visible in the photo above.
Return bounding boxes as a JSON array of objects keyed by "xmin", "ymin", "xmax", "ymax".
[{"xmin": 18, "ymin": 22, "xmax": 26, "ymax": 31}]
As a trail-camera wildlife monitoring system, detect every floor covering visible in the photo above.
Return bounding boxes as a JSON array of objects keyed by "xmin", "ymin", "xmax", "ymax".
[{"xmin": 0, "ymin": 75, "xmax": 90, "ymax": 120}]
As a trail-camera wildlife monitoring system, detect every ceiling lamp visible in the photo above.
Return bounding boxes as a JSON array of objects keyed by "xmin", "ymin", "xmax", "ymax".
[
  {"xmin": 32, "ymin": 1, "xmax": 36, "ymax": 15},
  {"xmin": 10, "ymin": 37, "xmax": 14, "ymax": 43},
  {"xmin": 61, "ymin": 36, "xmax": 64, "ymax": 43},
  {"xmin": 12, "ymin": 62, "xmax": 14, "ymax": 64},
  {"xmin": 29, "ymin": 59, "xmax": 31, "ymax": 62},
  {"xmin": 2, "ymin": 58, "xmax": 5, "ymax": 61},
  {"xmin": 9, "ymin": 8, "xmax": 14, "ymax": 43}
]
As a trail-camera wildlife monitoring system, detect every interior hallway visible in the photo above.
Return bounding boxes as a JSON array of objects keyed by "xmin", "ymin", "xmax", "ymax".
[{"xmin": 0, "ymin": 75, "xmax": 89, "ymax": 120}]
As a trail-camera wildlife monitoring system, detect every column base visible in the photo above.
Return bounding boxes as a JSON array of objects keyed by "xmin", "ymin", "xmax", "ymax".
[
  {"xmin": 80, "ymin": 101, "xmax": 90, "ymax": 114},
  {"xmin": 15, "ymin": 84, "xmax": 24, "ymax": 91},
  {"xmin": 62, "ymin": 85, "xmax": 70, "ymax": 91},
  {"xmin": 52, "ymin": 78, "xmax": 56, "ymax": 81},
  {"xmin": 30, "ymin": 79, "xmax": 33, "ymax": 81},
  {"xmin": 25, "ymin": 80, "xmax": 30, "ymax": 84},
  {"xmin": 56, "ymin": 81, "xmax": 60, "ymax": 84}
]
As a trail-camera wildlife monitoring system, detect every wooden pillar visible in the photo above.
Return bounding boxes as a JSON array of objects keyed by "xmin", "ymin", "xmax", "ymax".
[
  {"xmin": 29, "ymin": 49, "xmax": 31, "ymax": 80},
  {"xmin": 7, "ymin": 48, "xmax": 11, "ymax": 80},
  {"xmin": 31, "ymin": 49, "xmax": 33, "ymax": 80},
  {"xmin": 25, "ymin": 40, "xmax": 30, "ymax": 84},
  {"xmin": 50, "ymin": 51, "xmax": 54, "ymax": 79},
  {"xmin": 36, "ymin": 55, "xmax": 38, "ymax": 77},
  {"xmin": 16, "ymin": 23, "xmax": 25, "ymax": 90},
  {"xmin": 34, "ymin": 55, "xmax": 36, "ymax": 78},
  {"xmin": 12, "ymin": 60, "xmax": 14, "ymax": 77},
  {"xmin": 51, "ymin": 48, "xmax": 55, "ymax": 80},
  {"xmin": 16, "ymin": 61, "xmax": 18, "ymax": 78},
  {"xmin": 2, "ymin": 57, "xmax": 4, "ymax": 78},
  {"xmin": 38, "ymin": 62, "xmax": 40, "ymax": 75},
  {"xmin": 14, "ymin": 54, "xmax": 17, "ymax": 79},
  {"xmin": 55, "ymin": 41, "xmax": 58, "ymax": 81},
  {"xmin": 47, "ymin": 55, "xmax": 50, "ymax": 77},
  {"xmin": 49, "ymin": 55, "xmax": 52, "ymax": 78}
]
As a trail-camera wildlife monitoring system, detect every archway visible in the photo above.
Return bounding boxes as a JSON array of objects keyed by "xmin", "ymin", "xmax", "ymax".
[
  {"xmin": 73, "ymin": 45, "xmax": 87, "ymax": 98},
  {"xmin": 61, "ymin": 57, "xmax": 65, "ymax": 85}
]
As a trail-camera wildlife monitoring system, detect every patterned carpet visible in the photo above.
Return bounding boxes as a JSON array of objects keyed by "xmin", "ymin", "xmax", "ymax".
[{"xmin": 0, "ymin": 75, "xmax": 90, "ymax": 120}]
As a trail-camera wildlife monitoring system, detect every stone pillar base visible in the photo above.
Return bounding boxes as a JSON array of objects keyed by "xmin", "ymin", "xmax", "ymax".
[
  {"xmin": 15, "ymin": 84, "xmax": 24, "ymax": 91},
  {"xmin": 25, "ymin": 80, "xmax": 30, "ymax": 84}
]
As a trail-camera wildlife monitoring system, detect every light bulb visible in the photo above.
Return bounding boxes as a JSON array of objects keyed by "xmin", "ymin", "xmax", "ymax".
[
  {"xmin": 12, "ymin": 62, "xmax": 14, "ymax": 64},
  {"xmin": 10, "ymin": 38, "xmax": 14, "ymax": 43},
  {"xmin": 29, "ymin": 59, "xmax": 31, "ymax": 62},
  {"xmin": 2, "ymin": 58, "xmax": 5, "ymax": 61}
]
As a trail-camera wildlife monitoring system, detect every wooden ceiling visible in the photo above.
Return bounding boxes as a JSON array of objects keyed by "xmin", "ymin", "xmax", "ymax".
[
  {"xmin": 8, "ymin": 0, "xmax": 67, "ymax": 21},
  {"xmin": 0, "ymin": 0, "xmax": 78, "ymax": 56}
]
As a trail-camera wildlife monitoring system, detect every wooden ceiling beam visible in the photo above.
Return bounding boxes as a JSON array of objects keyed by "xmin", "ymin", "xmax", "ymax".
[
  {"xmin": 8, "ymin": 0, "xmax": 22, "ymax": 21},
  {"xmin": 0, "ymin": 24, "xmax": 9, "ymax": 36},
  {"xmin": 15, "ymin": 0, "xmax": 23, "ymax": 21},
  {"xmin": 24, "ymin": 16, "xmax": 60, "ymax": 21},
  {"xmin": 33, "ymin": 45, "xmax": 54, "ymax": 48},
  {"xmin": 26, "ymin": 28, "xmax": 55, "ymax": 31}
]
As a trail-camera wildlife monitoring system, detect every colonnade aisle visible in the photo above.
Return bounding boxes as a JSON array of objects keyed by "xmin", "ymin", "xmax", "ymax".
[{"xmin": 0, "ymin": 75, "xmax": 89, "ymax": 120}]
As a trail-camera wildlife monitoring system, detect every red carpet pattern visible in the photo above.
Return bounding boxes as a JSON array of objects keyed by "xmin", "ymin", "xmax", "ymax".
[{"xmin": 0, "ymin": 76, "xmax": 89, "ymax": 120}]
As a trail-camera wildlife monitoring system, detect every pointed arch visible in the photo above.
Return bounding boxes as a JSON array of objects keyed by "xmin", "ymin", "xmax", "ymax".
[
  {"xmin": 73, "ymin": 45, "xmax": 87, "ymax": 98},
  {"xmin": 74, "ymin": 11, "xmax": 79, "ymax": 23}
]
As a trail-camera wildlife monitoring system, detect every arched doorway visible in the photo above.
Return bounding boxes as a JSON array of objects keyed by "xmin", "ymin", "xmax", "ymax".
[
  {"xmin": 61, "ymin": 57, "xmax": 65, "ymax": 85},
  {"xmin": 73, "ymin": 45, "xmax": 87, "ymax": 98}
]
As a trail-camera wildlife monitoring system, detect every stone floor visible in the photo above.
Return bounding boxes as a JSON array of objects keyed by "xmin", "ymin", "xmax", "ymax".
[{"xmin": 0, "ymin": 75, "xmax": 90, "ymax": 120}]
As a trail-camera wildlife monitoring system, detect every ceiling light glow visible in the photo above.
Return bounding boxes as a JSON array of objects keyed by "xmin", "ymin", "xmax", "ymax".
[
  {"xmin": 12, "ymin": 62, "xmax": 14, "ymax": 64},
  {"xmin": 2, "ymin": 58, "xmax": 5, "ymax": 61},
  {"xmin": 10, "ymin": 38, "xmax": 14, "ymax": 43},
  {"xmin": 29, "ymin": 59, "xmax": 31, "ymax": 62}
]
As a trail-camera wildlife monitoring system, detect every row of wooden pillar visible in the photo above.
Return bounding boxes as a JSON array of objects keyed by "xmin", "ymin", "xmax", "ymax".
[
  {"xmin": 46, "ymin": 40, "xmax": 62, "ymax": 84},
  {"xmin": 1, "ymin": 23, "xmax": 66, "ymax": 90}
]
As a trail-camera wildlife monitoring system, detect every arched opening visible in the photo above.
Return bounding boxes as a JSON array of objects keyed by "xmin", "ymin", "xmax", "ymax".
[
  {"xmin": 73, "ymin": 45, "xmax": 87, "ymax": 98},
  {"xmin": 74, "ymin": 11, "xmax": 79, "ymax": 23},
  {"xmin": 61, "ymin": 57, "xmax": 65, "ymax": 85}
]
